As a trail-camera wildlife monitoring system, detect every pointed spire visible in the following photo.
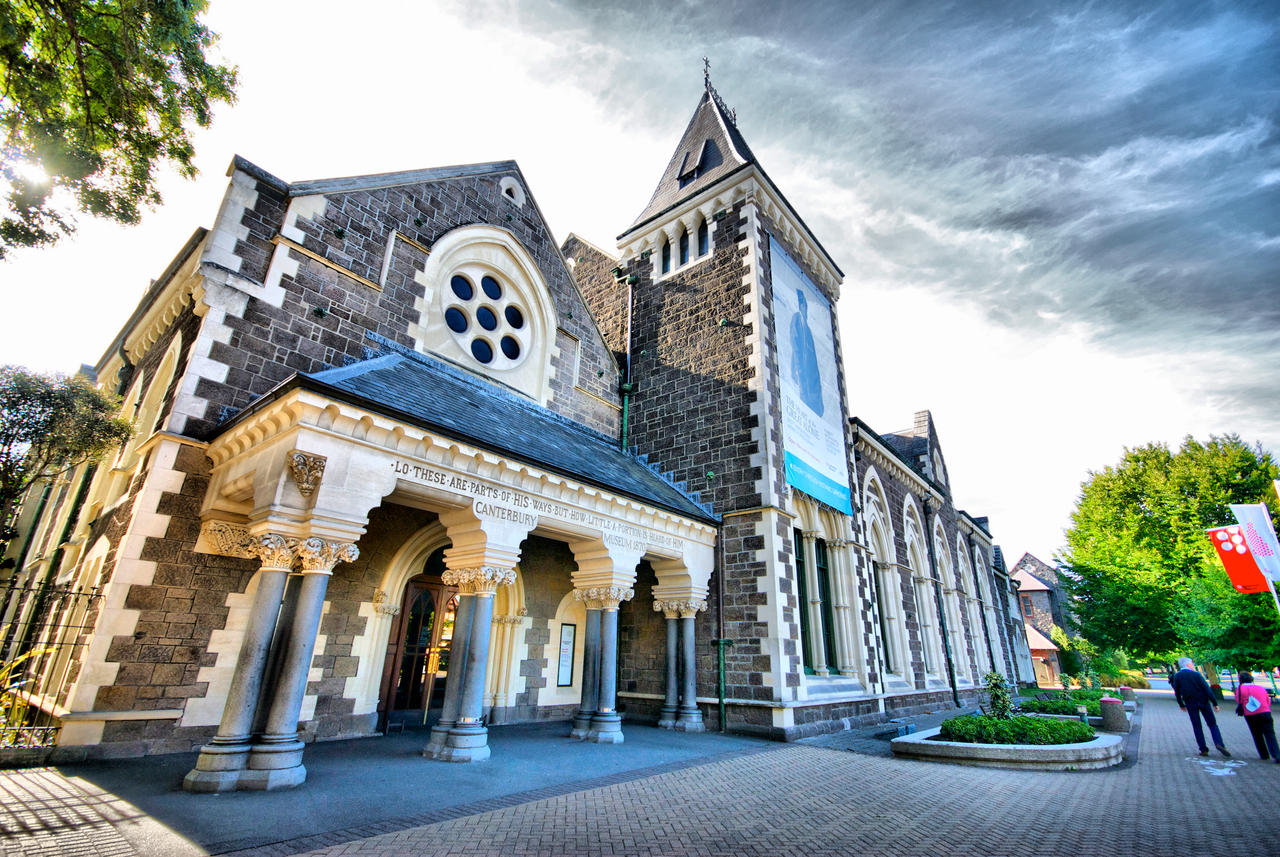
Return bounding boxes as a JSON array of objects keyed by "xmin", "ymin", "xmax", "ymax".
[{"xmin": 620, "ymin": 79, "xmax": 756, "ymax": 237}]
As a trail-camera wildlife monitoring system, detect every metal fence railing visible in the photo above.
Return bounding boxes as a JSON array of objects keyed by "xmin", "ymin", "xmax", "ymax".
[{"xmin": 0, "ymin": 580, "xmax": 102, "ymax": 748}]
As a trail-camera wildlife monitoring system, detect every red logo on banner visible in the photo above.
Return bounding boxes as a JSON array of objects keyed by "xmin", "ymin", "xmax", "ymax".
[{"xmin": 1208, "ymin": 525, "xmax": 1270, "ymax": 593}]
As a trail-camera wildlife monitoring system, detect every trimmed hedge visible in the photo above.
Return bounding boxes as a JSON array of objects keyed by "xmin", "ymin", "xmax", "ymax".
[
  {"xmin": 938, "ymin": 714, "xmax": 1096, "ymax": 745},
  {"xmin": 1019, "ymin": 698, "xmax": 1102, "ymax": 717}
]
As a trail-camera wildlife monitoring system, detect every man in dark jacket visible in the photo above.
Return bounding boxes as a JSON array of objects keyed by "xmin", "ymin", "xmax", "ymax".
[{"xmin": 1172, "ymin": 657, "xmax": 1231, "ymax": 757}]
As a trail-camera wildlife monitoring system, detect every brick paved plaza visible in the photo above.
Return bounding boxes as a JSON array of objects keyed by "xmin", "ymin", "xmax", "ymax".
[{"xmin": 3, "ymin": 691, "xmax": 1278, "ymax": 856}]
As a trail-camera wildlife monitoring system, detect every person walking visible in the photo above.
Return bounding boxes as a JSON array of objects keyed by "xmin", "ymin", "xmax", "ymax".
[
  {"xmin": 1172, "ymin": 657, "xmax": 1231, "ymax": 757},
  {"xmin": 1233, "ymin": 671, "xmax": 1280, "ymax": 763}
]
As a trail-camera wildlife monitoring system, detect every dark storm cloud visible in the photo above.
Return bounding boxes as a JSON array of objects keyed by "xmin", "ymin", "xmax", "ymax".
[{"xmin": 477, "ymin": 0, "xmax": 1280, "ymax": 431}]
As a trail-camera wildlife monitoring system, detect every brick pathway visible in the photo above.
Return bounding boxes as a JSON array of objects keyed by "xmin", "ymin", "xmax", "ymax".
[{"xmin": 4, "ymin": 691, "xmax": 1279, "ymax": 856}]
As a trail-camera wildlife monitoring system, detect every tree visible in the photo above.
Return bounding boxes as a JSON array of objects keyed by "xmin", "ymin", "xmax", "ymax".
[
  {"xmin": 0, "ymin": 0, "xmax": 237, "ymax": 257},
  {"xmin": 0, "ymin": 366, "xmax": 132, "ymax": 532},
  {"xmin": 1061, "ymin": 435, "xmax": 1280, "ymax": 662}
]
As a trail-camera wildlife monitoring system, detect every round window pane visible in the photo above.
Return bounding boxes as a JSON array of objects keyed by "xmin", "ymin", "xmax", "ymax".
[
  {"xmin": 504, "ymin": 306, "xmax": 524, "ymax": 329},
  {"xmin": 450, "ymin": 275, "xmax": 473, "ymax": 300},
  {"xmin": 481, "ymin": 276, "xmax": 502, "ymax": 300},
  {"xmin": 476, "ymin": 306, "xmax": 498, "ymax": 331},
  {"xmin": 471, "ymin": 339, "xmax": 494, "ymax": 363},
  {"xmin": 445, "ymin": 307, "xmax": 468, "ymax": 333},
  {"xmin": 501, "ymin": 336, "xmax": 521, "ymax": 360}
]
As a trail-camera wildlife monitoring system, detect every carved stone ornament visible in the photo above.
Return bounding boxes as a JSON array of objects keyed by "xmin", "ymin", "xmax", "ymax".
[
  {"xmin": 296, "ymin": 536, "xmax": 360, "ymax": 573},
  {"xmin": 653, "ymin": 598, "xmax": 707, "ymax": 619},
  {"xmin": 201, "ymin": 521, "xmax": 255, "ymax": 558},
  {"xmin": 575, "ymin": 585, "xmax": 635, "ymax": 610},
  {"xmin": 372, "ymin": 590, "xmax": 400, "ymax": 617},
  {"xmin": 247, "ymin": 533, "xmax": 298, "ymax": 571},
  {"xmin": 288, "ymin": 451, "xmax": 327, "ymax": 498},
  {"xmin": 441, "ymin": 566, "xmax": 517, "ymax": 595}
]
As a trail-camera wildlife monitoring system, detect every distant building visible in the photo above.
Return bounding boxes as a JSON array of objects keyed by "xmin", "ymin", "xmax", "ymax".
[
  {"xmin": 1013, "ymin": 553, "xmax": 1072, "ymax": 685},
  {"xmin": 2, "ymin": 79, "xmax": 1024, "ymax": 790}
]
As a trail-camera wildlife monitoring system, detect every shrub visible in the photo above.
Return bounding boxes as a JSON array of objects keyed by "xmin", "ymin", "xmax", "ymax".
[
  {"xmin": 1117, "ymin": 669, "xmax": 1150, "ymax": 689},
  {"xmin": 1019, "ymin": 698, "xmax": 1101, "ymax": 717},
  {"xmin": 984, "ymin": 671, "xmax": 1014, "ymax": 720},
  {"xmin": 937, "ymin": 714, "xmax": 1095, "ymax": 745}
]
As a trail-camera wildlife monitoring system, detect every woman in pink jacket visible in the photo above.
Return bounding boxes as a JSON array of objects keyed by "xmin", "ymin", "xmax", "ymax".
[{"xmin": 1234, "ymin": 671, "xmax": 1280, "ymax": 762}]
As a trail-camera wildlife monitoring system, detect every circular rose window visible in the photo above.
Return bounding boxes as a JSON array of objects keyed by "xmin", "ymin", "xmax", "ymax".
[{"xmin": 442, "ymin": 270, "xmax": 530, "ymax": 368}]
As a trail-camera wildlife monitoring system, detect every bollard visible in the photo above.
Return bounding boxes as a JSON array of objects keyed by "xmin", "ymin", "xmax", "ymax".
[
  {"xmin": 1118, "ymin": 686, "xmax": 1136, "ymax": 702},
  {"xmin": 1100, "ymin": 696, "xmax": 1129, "ymax": 733}
]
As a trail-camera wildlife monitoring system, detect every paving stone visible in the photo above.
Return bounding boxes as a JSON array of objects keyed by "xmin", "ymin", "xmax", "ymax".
[{"xmin": 2, "ymin": 691, "xmax": 1278, "ymax": 856}]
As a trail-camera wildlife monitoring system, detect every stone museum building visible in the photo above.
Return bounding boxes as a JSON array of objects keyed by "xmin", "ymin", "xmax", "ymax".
[{"xmin": 1, "ymin": 80, "xmax": 1034, "ymax": 790}]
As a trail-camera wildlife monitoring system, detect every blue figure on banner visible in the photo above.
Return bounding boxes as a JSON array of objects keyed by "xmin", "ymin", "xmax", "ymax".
[{"xmin": 789, "ymin": 287, "xmax": 823, "ymax": 417}]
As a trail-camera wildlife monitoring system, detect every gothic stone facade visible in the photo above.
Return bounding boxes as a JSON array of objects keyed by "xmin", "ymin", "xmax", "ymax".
[{"xmin": 3, "ymin": 84, "xmax": 1025, "ymax": 783}]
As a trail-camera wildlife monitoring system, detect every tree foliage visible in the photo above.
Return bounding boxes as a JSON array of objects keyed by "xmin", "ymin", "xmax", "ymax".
[
  {"xmin": 1062, "ymin": 435, "xmax": 1280, "ymax": 662},
  {"xmin": 0, "ymin": 0, "xmax": 237, "ymax": 257},
  {"xmin": 0, "ymin": 365, "xmax": 132, "ymax": 527}
]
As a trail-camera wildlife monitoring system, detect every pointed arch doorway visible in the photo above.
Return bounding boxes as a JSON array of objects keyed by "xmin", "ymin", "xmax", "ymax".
[{"xmin": 378, "ymin": 547, "xmax": 459, "ymax": 731}]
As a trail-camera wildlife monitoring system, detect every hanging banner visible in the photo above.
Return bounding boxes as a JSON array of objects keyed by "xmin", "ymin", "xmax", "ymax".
[
  {"xmin": 770, "ymin": 235, "xmax": 852, "ymax": 515},
  {"xmin": 1206, "ymin": 525, "xmax": 1270, "ymax": 593},
  {"xmin": 1228, "ymin": 504, "xmax": 1280, "ymax": 582}
]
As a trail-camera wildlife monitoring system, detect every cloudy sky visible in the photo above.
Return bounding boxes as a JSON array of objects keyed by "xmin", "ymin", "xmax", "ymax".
[{"xmin": 1, "ymin": 0, "xmax": 1276, "ymax": 564}]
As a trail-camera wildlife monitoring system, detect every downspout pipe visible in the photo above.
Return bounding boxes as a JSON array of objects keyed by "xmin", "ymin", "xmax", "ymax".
[
  {"xmin": 923, "ymin": 500, "xmax": 961, "ymax": 708},
  {"xmin": 618, "ymin": 271, "xmax": 637, "ymax": 452},
  {"xmin": 713, "ymin": 530, "xmax": 732, "ymax": 732}
]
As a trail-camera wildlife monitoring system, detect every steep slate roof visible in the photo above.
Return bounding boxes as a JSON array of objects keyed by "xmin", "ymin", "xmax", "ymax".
[
  {"xmin": 223, "ymin": 344, "xmax": 717, "ymax": 524},
  {"xmin": 624, "ymin": 87, "xmax": 757, "ymax": 234}
]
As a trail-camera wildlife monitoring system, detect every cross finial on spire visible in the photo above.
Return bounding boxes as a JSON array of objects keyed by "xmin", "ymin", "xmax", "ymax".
[{"xmin": 702, "ymin": 56, "xmax": 711, "ymax": 89}]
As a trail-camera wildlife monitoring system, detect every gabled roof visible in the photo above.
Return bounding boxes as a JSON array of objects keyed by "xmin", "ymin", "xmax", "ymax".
[
  {"xmin": 624, "ymin": 87, "xmax": 756, "ymax": 234},
  {"xmin": 1014, "ymin": 569, "xmax": 1051, "ymax": 592},
  {"xmin": 1012, "ymin": 553, "xmax": 1060, "ymax": 589},
  {"xmin": 220, "ymin": 342, "xmax": 718, "ymax": 524},
  {"xmin": 1024, "ymin": 623, "xmax": 1058, "ymax": 651},
  {"xmin": 229, "ymin": 155, "xmax": 523, "ymax": 199}
]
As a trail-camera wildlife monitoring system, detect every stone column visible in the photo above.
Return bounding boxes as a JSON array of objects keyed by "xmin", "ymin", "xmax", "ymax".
[
  {"xmin": 587, "ymin": 585, "xmax": 633, "ymax": 744},
  {"xmin": 653, "ymin": 601, "xmax": 680, "ymax": 729},
  {"xmin": 434, "ymin": 566, "xmax": 516, "ymax": 762},
  {"xmin": 424, "ymin": 593, "xmax": 476, "ymax": 755},
  {"xmin": 571, "ymin": 595, "xmax": 602, "ymax": 739},
  {"xmin": 184, "ymin": 533, "xmax": 296, "ymax": 793},
  {"xmin": 243, "ymin": 538, "xmax": 358, "ymax": 791},
  {"xmin": 675, "ymin": 599, "xmax": 707, "ymax": 732}
]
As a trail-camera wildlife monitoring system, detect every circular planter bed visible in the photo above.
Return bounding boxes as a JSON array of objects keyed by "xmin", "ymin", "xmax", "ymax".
[{"xmin": 890, "ymin": 726, "xmax": 1124, "ymax": 770}]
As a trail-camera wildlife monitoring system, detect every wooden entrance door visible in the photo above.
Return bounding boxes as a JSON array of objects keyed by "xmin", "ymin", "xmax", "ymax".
[{"xmin": 378, "ymin": 548, "xmax": 458, "ymax": 730}]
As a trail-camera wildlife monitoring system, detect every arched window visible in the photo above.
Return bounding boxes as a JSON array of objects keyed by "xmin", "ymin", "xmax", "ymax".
[
  {"xmin": 814, "ymin": 538, "xmax": 838, "ymax": 671},
  {"xmin": 697, "ymin": 219, "xmax": 709, "ymax": 257},
  {"xmin": 678, "ymin": 228, "xmax": 689, "ymax": 266},
  {"xmin": 661, "ymin": 238, "xmax": 671, "ymax": 274},
  {"xmin": 794, "ymin": 528, "xmax": 814, "ymax": 673}
]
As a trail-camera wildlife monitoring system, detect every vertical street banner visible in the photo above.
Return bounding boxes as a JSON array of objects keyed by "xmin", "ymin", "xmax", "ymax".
[
  {"xmin": 1228, "ymin": 504, "xmax": 1280, "ymax": 581},
  {"xmin": 1206, "ymin": 525, "xmax": 1270, "ymax": 592},
  {"xmin": 770, "ymin": 235, "xmax": 852, "ymax": 515}
]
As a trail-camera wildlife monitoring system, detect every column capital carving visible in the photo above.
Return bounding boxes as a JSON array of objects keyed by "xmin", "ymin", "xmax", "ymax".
[
  {"xmin": 288, "ymin": 451, "xmax": 327, "ymax": 497},
  {"xmin": 296, "ymin": 537, "xmax": 359, "ymax": 574},
  {"xmin": 246, "ymin": 533, "xmax": 299, "ymax": 571},
  {"xmin": 574, "ymin": 585, "xmax": 634, "ymax": 610},
  {"xmin": 800, "ymin": 529, "xmax": 820, "ymax": 541},
  {"xmin": 442, "ymin": 566, "xmax": 517, "ymax": 596},
  {"xmin": 653, "ymin": 598, "xmax": 707, "ymax": 619}
]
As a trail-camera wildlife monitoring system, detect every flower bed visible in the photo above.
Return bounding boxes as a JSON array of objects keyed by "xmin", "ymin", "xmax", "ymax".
[
  {"xmin": 1019, "ymin": 698, "xmax": 1102, "ymax": 717},
  {"xmin": 938, "ymin": 714, "xmax": 1094, "ymax": 745},
  {"xmin": 891, "ymin": 722, "xmax": 1123, "ymax": 770}
]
